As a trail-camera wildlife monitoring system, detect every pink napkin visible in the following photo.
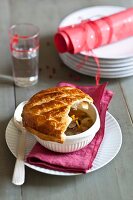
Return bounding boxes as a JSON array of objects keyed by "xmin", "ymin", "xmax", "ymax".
[{"xmin": 26, "ymin": 83, "xmax": 113, "ymax": 173}]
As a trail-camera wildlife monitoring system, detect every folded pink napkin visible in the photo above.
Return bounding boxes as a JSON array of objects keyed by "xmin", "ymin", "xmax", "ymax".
[{"xmin": 26, "ymin": 83, "xmax": 113, "ymax": 173}]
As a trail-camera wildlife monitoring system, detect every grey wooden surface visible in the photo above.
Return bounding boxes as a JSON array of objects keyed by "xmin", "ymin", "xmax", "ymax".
[{"xmin": 0, "ymin": 0, "xmax": 133, "ymax": 199}]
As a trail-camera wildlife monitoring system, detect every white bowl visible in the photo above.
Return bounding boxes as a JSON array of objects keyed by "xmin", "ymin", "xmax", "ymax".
[{"xmin": 34, "ymin": 103, "xmax": 100, "ymax": 153}]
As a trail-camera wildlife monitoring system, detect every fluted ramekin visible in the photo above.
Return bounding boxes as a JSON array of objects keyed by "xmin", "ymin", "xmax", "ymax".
[{"xmin": 34, "ymin": 103, "xmax": 100, "ymax": 153}]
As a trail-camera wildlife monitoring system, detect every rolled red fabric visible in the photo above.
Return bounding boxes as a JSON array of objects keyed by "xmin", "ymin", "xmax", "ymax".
[{"xmin": 54, "ymin": 8, "xmax": 133, "ymax": 54}]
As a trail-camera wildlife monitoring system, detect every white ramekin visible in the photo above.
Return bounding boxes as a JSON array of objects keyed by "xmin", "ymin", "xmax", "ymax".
[{"xmin": 34, "ymin": 103, "xmax": 100, "ymax": 153}]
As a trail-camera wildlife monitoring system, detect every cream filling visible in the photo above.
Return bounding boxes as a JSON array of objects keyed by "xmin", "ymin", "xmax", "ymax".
[{"xmin": 65, "ymin": 101, "xmax": 94, "ymax": 136}]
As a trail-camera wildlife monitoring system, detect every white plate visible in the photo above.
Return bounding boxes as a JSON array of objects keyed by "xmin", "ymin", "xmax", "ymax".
[
  {"xmin": 5, "ymin": 112, "xmax": 122, "ymax": 176},
  {"xmin": 62, "ymin": 53, "xmax": 133, "ymax": 68},
  {"xmin": 59, "ymin": 6, "xmax": 133, "ymax": 59},
  {"xmin": 60, "ymin": 54, "xmax": 133, "ymax": 71},
  {"xmin": 62, "ymin": 58, "xmax": 133, "ymax": 78},
  {"xmin": 70, "ymin": 53, "xmax": 133, "ymax": 63}
]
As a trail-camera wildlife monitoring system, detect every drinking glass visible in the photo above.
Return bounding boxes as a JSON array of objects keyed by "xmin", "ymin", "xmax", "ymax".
[{"xmin": 9, "ymin": 23, "xmax": 40, "ymax": 87}]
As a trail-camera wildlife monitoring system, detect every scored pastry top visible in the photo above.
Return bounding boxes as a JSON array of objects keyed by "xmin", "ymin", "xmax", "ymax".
[{"xmin": 22, "ymin": 86, "xmax": 93, "ymax": 143}]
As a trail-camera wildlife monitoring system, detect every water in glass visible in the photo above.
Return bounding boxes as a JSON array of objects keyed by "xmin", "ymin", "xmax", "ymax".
[{"xmin": 12, "ymin": 47, "xmax": 38, "ymax": 87}]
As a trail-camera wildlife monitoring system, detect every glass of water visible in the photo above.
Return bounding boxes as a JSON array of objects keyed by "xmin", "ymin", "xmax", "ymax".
[{"xmin": 9, "ymin": 23, "xmax": 40, "ymax": 87}]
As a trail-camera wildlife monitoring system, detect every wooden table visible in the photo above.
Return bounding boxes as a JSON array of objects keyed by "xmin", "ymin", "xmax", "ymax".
[{"xmin": 0, "ymin": 0, "xmax": 133, "ymax": 199}]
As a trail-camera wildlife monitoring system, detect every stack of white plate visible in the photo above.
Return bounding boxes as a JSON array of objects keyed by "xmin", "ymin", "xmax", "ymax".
[{"xmin": 59, "ymin": 6, "xmax": 133, "ymax": 78}]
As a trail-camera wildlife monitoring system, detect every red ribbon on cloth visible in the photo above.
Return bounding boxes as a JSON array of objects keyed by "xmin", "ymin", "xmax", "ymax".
[
  {"xmin": 54, "ymin": 8, "xmax": 133, "ymax": 54},
  {"xmin": 26, "ymin": 83, "xmax": 113, "ymax": 173},
  {"xmin": 54, "ymin": 8, "xmax": 133, "ymax": 86}
]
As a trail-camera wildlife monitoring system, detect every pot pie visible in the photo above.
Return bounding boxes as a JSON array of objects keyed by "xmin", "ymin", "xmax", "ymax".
[{"xmin": 22, "ymin": 86, "xmax": 94, "ymax": 143}]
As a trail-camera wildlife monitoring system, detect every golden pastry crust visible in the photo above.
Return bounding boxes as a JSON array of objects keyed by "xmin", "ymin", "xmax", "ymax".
[{"xmin": 22, "ymin": 86, "xmax": 93, "ymax": 143}]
